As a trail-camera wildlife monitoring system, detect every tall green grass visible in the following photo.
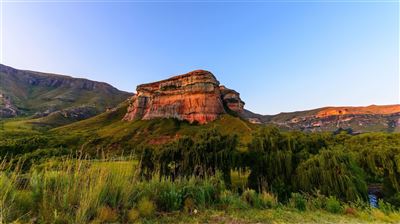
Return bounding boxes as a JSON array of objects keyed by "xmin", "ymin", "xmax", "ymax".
[{"xmin": 0, "ymin": 158, "xmax": 399, "ymax": 223}]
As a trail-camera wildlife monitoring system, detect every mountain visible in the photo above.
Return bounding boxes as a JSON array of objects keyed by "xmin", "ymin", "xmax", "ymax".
[
  {"xmin": 2, "ymin": 65, "xmax": 398, "ymax": 135},
  {"xmin": 54, "ymin": 101, "xmax": 255, "ymax": 148},
  {"xmin": 123, "ymin": 70, "xmax": 244, "ymax": 124},
  {"xmin": 0, "ymin": 64, "xmax": 132, "ymax": 126},
  {"xmin": 244, "ymin": 105, "xmax": 400, "ymax": 133},
  {"xmin": 54, "ymin": 70, "xmax": 254, "ymax": 147},
  {"xmin": 49, "ymin": 69, "xmax": 400, "ymax": 153}
]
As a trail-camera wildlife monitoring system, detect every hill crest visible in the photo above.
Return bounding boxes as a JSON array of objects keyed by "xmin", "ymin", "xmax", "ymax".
[{"xmin": 0, "ymin": 64, "xmax": 131, "ymax": 124}]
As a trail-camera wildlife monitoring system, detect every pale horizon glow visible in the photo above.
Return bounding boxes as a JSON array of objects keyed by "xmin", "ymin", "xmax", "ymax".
[{"xmin": 1, "ymin": 1, "xmax": 399, "ymax": 115}]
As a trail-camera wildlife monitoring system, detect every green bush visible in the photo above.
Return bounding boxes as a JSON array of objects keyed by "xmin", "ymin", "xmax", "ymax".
[
  {"xmin": 241, "ymin": 189, "xmax": 259, "ymax": 207},
  {"xmin": 326, "ymin": 196, "xmax": 342, "ymax": 214},
  {"xmin": 137, "ymin": 197, "xmax": 155, "ymax": 218},
  {"xmin": 219, "ymin": 190, "xmax": 248, "ymax": 209},
  {"xmin": 98, "ymin": 175, "xmax": 125, "ymax": 208},
  {"xmin": 305, "ymin": 191, "xmax": 327, "ymax": 210},
  {"xmin": 259, "ymin": 191, "xmax": 278, "ymax": 209},
  {"xmin": 96, "ymin": 206, "xmax": 119, "ymax": 223},
  {"xmin": 183, "ymin": 197, "xmax": 196, "ymax": 213},
  {"xmin": 157, "ymin": 183, "xmax": 182, "ymax": 212},
  {"xmin": 386, "ymin": 193, "xmax": 400, "ymax": 208},
  {"xmin": 378, "ymin": 199, "xmax": 395, "ymax": 214},
  {"xmin": 289, "ymin": 193, "xmax": 307, "ymax": 211},
  {"xmin": 181, "ymin": 181, "xmax": 207, "ymax": 208},
  {"xmin": 12, "ymin": 190, "xmax": 34, "ymax": 218},
  {"xmin": 127, "ymin": 208, "xmax": 140, "ymax": 222}
]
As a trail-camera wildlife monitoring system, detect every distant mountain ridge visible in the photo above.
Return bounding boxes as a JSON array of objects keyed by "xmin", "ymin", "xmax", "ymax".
[
  {"xmin": 0, "ymin": 64, "xmax": 132, "ymax": 124},
  {"xmin": 244, "ymin": 105, "xmax": 400, "ymax": 133},
  {"xmin": 1, "ymin": 64, "xmax": 398, "ymax": 133}
]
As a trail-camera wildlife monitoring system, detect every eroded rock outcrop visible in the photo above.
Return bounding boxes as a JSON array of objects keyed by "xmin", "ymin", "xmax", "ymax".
[
  {"xmin": 123, "ymin": 70, "xmax": 244, "ymax": 124},
  {"xmin": 220, "ymin": 85, "xmax": 245, "ymax": 114},
  {"xmin": 253, "ymin": 104, "xmax": 400, "ymax": 133},
  {"xmin": 315, "ymin": 105, "xmax": 400, "ymax": 118}
]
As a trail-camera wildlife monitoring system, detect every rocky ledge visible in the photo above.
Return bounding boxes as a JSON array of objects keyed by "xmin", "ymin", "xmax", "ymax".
[{"xmin": 123, "ymin": 70, "xmax": 244, "ymax": 124}]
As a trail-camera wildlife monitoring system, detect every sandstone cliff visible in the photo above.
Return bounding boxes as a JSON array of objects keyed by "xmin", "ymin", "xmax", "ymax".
[{"xmin": 123, "ymin": 70, "xmax": 244, "ymax": 124}]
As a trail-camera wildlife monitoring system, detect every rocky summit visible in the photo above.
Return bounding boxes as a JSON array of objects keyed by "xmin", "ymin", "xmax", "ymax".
[{"xmin": 123, "ymin": 70, "xmax": 244, "ymax": 124}]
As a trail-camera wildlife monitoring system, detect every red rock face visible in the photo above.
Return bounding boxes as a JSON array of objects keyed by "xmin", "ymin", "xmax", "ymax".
[
  {"xmin": 316, "ymin": 105, "xmax": 400, "ymax": 118},
  {"xmin": 220, "ymin": 85, "xmax": 245, "ymax": 114},
  {"xmin": 123, "ymin": 70, "xmax": 245, "ymax": 124}
]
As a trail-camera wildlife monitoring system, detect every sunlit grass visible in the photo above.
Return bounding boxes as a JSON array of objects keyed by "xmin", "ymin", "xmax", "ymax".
[{"xmin": 0, "ymin": 158, "xmax": 398, "ymax": 223}]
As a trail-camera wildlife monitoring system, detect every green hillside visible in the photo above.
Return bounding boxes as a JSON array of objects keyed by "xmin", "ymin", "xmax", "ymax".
[
  {"xmin": 0, "ymin": 64, "xmax": 131, "ymax": 121},
  {"xmin": 54, "ymin": 102, "xmax": 257, "ymax": 150}
]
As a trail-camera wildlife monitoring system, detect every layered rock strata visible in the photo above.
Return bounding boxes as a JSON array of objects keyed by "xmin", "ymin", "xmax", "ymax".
[{"xmin": 123, "ymin": 70, "xmax": 244, "ymax": 124}]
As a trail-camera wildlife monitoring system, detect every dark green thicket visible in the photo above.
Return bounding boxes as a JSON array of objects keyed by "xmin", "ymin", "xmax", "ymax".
[
  {"xmin": 156, "ymin": 128, "xmax": 396, "ymax": 207},
  {"xmin": 344, "ymin": 133, "xmax": 400, "ymax": 205},
  {"xmin": 246, "ymin": 127, "xmax": 295, "ymax": 200},
  {"xmin": 136, "ymin": 127, "xmax": 400, "ymax": 205},
  {"xmin": 140, "ymin": 130, "xmax": 238, "ymax": 187},
  {"xmin": 243, "ymin": 127, "xmax": 338, "ymax": 201},
  {"xmin": 295, "ymin": 147, "xmax": 367, "ymax": 201},
  {"xmin": 139, "ymin": 147, "xmax": 155, "ymax": 181}
]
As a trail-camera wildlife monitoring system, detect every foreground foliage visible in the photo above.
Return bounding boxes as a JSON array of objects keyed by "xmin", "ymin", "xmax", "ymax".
[
  {"xmin": 0, "ymin": 158, "xmax": 399, "ymax": 224},
  {"xmin": 1, "ymin": 120, "xmax": 400, "ymax": 223},
  {"xmin": 139, "ymin": 127, "xmax": 400, "ymax": 205}
]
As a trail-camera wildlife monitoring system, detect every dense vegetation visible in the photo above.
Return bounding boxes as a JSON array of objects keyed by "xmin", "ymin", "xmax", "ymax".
[
  {"xmin": 138, "ymin": 127, "xmax": 400, "ymax": 206},
  {"xmin": 0, "ymin": 158, "xmax": 399, "ymax": 223},
  {"xmin": 1, "ymin": 117, "xmax": 400, "ymax": 223}
]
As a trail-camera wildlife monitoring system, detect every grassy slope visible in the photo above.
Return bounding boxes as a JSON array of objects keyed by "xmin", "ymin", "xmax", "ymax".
[
  {"xmin": 54, "ymin": 102, "xmax": 257, "ymax": 148},
  {"xmin": 267, "ymin": 108, "xmax": 324, "ymax": 122},
  {"xmin": 0, "ymin": 64, "xmax": 131, "ymax": 117}
]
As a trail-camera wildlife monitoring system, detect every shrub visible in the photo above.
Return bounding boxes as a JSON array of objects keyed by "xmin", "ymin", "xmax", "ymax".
[
  {"xmin": 137, "ymin": 197, "xmax": 155, "ymax": 218},
  {"xmin": 157, "ymin": 183, "xmax": 182, "ymax": 212},
  {"xmin": 127, "ymin": 208, "xmax": 140, "ymax": 222},
  {"xmin": 96, "ymin": 206, "xmax": 119, "ymax": 223},
  {"xmin": 326, "ymin": 196, "xmax": 342, "ymax": 214},
  {"xmin": 259, "ymin": 191, "xmax": 278, "ymax": 209},
  {"xmin": 0, "ymin": 172, "xmax": 17, "ymax": 222},
  {"xmin": 349, "ymin": 197, "xmax": 371, "ymax": 210},
  {"xmin": 240, "ymin": 189, "xmax": 277, "ymax": 209},
  {"xmin": 386, "ymin": 193, "xmax": 400, "ymax": 208},
  {"xmin": 378, "ymin": 199, "xmax": 395, "ymax": 214},
  {"xmin": 53, "ymin": 216, "xmax": 70, "ymax": 224},
  {"xmin": 371, "ymin": 209, "xmax": 391, "ymax": 222},
  {"xmin": 289, "ymin": 193, "xmax": 307, "ymax": 211},
  {"xmin": 12, "ymin": 190, "xmax": 34, "ymax": 218},
  {"xmin": 219, "ymin": 190, "xmax": 248, "ymax": 209},
  {"xmin": 241, "ymin": 189, "xmax": 259, "ymax": 207},
  {"xmin": 181, "ymin": 182, "xmax": 205, "ymax": 208},
  {"xmin": 183, "ymin": 197, "xmax": 195, "ymax": 213},
  {"xmin": 305, "ymin": 191, "xmax": 327, "ymax": 210},
  {"xmin": 180, "ymin": 178, "xmax": 219, "ymax": 209},
  {"xmin": 219, "ymin": 190, "xmax": 233, "ymax": 206}
]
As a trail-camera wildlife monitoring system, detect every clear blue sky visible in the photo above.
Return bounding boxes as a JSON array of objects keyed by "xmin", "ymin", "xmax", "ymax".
[{"xmin": 1, "ymin": 1, "xmax": 399, "ymax": 114}]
